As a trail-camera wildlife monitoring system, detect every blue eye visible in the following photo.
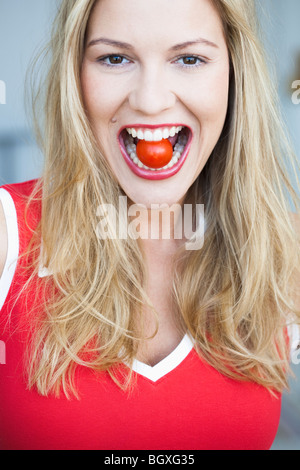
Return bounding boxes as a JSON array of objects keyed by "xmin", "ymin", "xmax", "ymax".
[{"xmin": 98, "ymin": 55, "xmax": 131, "ymax": 67}]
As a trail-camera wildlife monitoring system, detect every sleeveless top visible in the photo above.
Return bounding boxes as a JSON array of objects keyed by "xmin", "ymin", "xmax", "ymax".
[{"xmin": 0, "ymin": 179, "xmax": 298, "ymax": 450}]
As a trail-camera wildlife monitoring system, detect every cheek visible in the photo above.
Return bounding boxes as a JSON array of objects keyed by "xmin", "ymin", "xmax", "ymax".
[
  {"xmin": 183, "ymin": 66, "xmax": 229, "ymax": 128},
  {"xmin": 206, "ymin": 73, "xmax": 229, "ymax": 120},
  {"xmin": 81, "ymin": 64, "xmax": 124, "ymax": 122}
]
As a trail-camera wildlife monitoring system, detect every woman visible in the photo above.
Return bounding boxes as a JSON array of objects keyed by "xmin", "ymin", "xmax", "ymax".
[{"xmin": 0, "ymin": 0, "xmax": 299, "ymax": 451}]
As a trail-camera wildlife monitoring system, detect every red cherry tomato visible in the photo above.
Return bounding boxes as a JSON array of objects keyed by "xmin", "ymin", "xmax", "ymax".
[{"xmin": 136, "ymin": 139, "xmax": 173, "ymax": 169}]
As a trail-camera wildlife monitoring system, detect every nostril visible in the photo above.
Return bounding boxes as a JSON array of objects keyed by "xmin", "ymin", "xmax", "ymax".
[{"xmin": 129, "ymin": 82, "xmax": 176, "ymax": 114}]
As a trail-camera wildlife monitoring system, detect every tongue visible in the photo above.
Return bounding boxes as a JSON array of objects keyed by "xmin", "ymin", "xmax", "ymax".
[{"xmin": 168, "ymin": 134, "xmax": 178, "ymax": 148}]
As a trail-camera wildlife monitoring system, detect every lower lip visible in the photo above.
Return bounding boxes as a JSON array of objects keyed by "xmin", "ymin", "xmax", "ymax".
[{"xmin": 118, "ymin": 129, "xmax": 192, "ymax": 181}]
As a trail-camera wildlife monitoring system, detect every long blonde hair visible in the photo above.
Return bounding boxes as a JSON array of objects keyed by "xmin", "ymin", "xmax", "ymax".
[{"xmin": 22, "ymin": 0, "xmax": 300, "ymax": 398}]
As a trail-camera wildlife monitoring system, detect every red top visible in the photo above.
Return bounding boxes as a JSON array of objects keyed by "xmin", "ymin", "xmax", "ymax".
[{"xmin": 0, "ymin": 180, "xmax": 281, "ymax": 450}]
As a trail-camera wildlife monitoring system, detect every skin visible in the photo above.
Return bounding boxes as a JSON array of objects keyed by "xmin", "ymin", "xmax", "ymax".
[
  {"xmin": 0, "ymin": 0, "xmax": 298, "ymax": 366},
  {"xmin": 81, "ymin": 0, "xmax": 230, "ymax": 208},
  {"xmin": 81, "ymin": 0, "xmax": 230, "ymax": 364}
]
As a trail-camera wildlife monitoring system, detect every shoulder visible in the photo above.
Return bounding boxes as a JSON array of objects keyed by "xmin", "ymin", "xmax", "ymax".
[
  {"xmin": 0, "ymin": 179, "xmax": 41, "ymax": 310},
  {"xmin": 0, "ymin": 179, "xmax": 41, "ymax": 202},
  {"xmin": 0, "ymin": 179, "xmax": 40, "ymax": 278}
]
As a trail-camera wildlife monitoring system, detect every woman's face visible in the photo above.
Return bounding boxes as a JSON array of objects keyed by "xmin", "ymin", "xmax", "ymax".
[{"xmin": 81, "ymin": 0, "xmax": 229, "ymax": 207}]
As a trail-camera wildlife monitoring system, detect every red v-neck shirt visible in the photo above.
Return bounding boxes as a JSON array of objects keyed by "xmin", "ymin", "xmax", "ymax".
[{"xmin": 0, "ymin": 180, "xmax": 281, "ymax": 450}]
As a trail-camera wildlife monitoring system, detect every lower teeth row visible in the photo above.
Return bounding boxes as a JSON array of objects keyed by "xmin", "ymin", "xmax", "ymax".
[{"xmin": 124, "ymin": 134, "xmax": 188, "ymax": 171}]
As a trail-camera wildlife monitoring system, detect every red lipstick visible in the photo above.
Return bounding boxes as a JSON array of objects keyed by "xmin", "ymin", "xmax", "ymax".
[{"xmin": 118, "ymin": 125, "xmax": 192, "ymax": 181}]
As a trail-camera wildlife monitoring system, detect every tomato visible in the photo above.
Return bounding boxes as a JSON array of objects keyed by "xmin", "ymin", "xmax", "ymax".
[{"xmin": 136, "ymin": 139, "xmax": 173, "ymax": 169}]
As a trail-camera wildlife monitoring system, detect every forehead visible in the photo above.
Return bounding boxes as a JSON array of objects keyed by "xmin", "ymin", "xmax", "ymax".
[{"xmin": 86, "ymin": 0, "xmax": 226, "ymax": 49}]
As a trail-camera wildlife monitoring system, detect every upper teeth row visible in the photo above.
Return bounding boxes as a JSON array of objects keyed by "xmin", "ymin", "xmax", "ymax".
[{"xmin": 126, "ymin": 126, "xmax": 183, "ymax": 142}]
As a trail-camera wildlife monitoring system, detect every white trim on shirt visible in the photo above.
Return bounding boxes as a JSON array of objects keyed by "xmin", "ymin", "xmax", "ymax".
[
  {"xmin": 131, "ymin": 333, "xmax": 194, "ymax": 382},
  {"xmin": 0, "ymin": 188, "xmax": 19, "ymax": 311}
]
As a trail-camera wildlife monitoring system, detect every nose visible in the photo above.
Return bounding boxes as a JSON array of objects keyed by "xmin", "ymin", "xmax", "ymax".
[{"xmin": 129, "ymin": 66, "xmax": 176, "ymax": 116}]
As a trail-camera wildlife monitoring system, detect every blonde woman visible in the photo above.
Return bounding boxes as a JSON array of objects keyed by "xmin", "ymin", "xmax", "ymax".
[{"xmin": 0, "ymin": 0, "xmax": 300, "ymax": 451}]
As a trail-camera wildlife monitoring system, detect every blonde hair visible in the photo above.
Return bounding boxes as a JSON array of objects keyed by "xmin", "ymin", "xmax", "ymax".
[{"xmin": 22, "ymin": 0, "xmax": 300, "ymax": 398}]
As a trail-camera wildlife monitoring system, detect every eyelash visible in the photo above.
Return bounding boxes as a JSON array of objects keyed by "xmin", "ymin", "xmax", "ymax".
[
  {"xmin": 175, "ymin": 55, "xmax": 207, "ymax": 68},
  {"xmin": 96, "ymin": 54, "xmax": 207, "ymax": 69},
  {"xmin": 97, "ymin": 55, "xmax": 131, "ymax": 67}
]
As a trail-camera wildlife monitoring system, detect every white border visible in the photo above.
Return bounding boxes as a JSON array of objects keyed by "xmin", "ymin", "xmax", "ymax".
[
  {"xmin": 131, "ymin": 333, "xmax": 194, "ymax": 382},
  {"xmin": 0, "ymin": 188, "xmax": 19, "ymax": 311}
]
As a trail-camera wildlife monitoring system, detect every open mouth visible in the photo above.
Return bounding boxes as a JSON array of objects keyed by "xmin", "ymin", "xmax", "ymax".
[{"xmin": 118, "ymin": 125, "xmax": 192, "ymax": 179}]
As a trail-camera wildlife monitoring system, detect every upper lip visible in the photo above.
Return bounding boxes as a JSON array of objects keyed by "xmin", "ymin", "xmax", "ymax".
[{"xmin": 118, "ymin": 123, "xmax": 191, "ymax": 134}]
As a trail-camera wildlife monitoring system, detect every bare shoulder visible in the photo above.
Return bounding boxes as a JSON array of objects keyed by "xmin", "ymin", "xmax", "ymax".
[{"xmin": 0, "ymin": 200, "xmax": 8, "ymax": 278}]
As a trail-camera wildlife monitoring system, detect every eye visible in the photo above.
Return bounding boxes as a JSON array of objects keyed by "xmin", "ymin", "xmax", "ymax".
[
  {"xmin": 97, "ymin": 55, "xmax": 131, "ymax": 67},
  {"xmin": 175, "ymin": 55, "xmax": 206, "ymax": 67}
]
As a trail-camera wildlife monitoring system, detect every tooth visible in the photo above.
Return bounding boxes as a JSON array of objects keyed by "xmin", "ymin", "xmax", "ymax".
[
  {"xmin": 153, "ymin": 129, "xmax": 163, "ymax": 141},
  {"xmin": 169, "ymin": 126, "xmax": 176, "ymax": 137},
  {"xmin": 174, "ymin": 144, "xmax": 184, "ymax": 152},
  {"xmin": 144, "ymin": 130, "xmax": 153, "ymax": 142},
  {"xmin": 162, "ymin": 128, "xmax": 170, "ymax": 139},
  {"xmin": 137, "ymin": 130, "xmax": 144, "ymax": 140},
  {"xmin": 127, "ymin": 125, "xmax": 185, "ymax": 143}
]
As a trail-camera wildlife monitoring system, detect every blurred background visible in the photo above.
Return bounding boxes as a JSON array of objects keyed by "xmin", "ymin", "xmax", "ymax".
[{"xmin": 0, "ymin": 0, "xmax": 299, "ymax": 450}]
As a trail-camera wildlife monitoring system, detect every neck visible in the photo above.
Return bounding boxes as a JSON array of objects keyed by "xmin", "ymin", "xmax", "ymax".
[{"xmin": 129, "ymin": 201, "xmax": 187, "ymax": 257}]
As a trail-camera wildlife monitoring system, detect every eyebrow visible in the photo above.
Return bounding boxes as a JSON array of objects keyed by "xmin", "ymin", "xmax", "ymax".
[
  {"xmin": 169, "ymin": 38, "xmax": 219, "ymax": 51},
  {"xmin": 87, "ymin": 38, "xmax": 134, "ymax": 49},
  {"xmin": 87, "ymin": 37, "xmax": 219, "ymax": 50}
]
